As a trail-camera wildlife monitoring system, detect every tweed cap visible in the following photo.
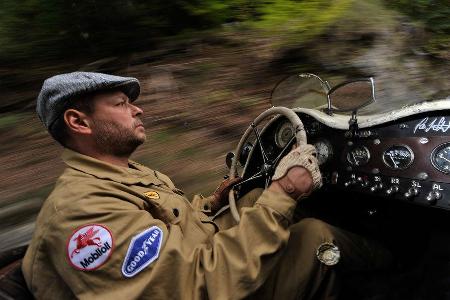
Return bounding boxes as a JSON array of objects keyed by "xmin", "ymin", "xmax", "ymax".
[{"xmin": 36, "ymin": 71, "xmax": 140, "ymax": 130}]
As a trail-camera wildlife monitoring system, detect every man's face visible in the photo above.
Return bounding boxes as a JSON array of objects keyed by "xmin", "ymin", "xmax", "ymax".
[{"xmin": 88, "ymin": 90, "xmax": 146, "ymax": 156}]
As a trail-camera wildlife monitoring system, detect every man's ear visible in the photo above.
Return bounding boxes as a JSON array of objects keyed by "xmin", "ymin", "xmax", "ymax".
[{"xmin": 64, "ymin": 109, "xmax": 92, "ymax": 135}]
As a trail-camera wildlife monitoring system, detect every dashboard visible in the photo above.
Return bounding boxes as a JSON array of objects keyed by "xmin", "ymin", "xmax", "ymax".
[{"xmin": 245, "ymin": 109, "xmax": 450, "ymax": 212}]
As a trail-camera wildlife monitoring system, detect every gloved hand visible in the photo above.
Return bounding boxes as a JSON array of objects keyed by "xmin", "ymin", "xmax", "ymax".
[
  {"xmin": 271, "ymin": 144, "xmax": 322, "ymax": 200},
  {"xmin": 210, "ymin": 176, "xmax": 243, "ymax": 212}
]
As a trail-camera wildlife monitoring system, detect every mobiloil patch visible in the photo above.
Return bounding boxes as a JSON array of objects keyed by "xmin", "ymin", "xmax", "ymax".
[
  {"xmin": 67, "ymin": 224, "xmax": 114, "ymax": 271},
  {"xmin": 122, "ymin": 226, "xmax": 163, "ymax": 278}
]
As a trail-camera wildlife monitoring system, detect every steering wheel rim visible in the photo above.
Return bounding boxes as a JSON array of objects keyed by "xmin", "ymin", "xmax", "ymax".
[{"xmin": 228, "ymin": 106, "xmax": 308, "ymax": 223}]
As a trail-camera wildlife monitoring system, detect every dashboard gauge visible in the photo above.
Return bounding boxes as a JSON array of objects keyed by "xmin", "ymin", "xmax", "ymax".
[
  {"xmin": 347, "ymin": 146, "xmax": 370, "ymax": 166},
  {"xmin": 431, "ymin": 142, "xmax": 450, "ymax": 174},
  {"xmin": 275, "ymin": 122, "xmax": 295, "ymax": 148},
  {"xmin": 382, "ymin": 145, "xmax": 414, "ymax": 170},
  {"xmin": 314, "ymin": 139, "xmax": 333, "ymax": 165}
]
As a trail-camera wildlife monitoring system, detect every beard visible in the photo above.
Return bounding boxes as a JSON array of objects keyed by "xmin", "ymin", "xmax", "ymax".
[{"xmin": 91, "ymin": 119, "xmax": 146, "ymax": 157}]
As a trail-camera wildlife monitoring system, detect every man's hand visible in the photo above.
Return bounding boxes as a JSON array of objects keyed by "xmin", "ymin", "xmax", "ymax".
[
  {"xmin": 210, "ymin": 177, "xmax": 243, "ymax": 212},
  {"xmin": 270, "ymin": 144, "xmax": 322, "ymax": 200}
]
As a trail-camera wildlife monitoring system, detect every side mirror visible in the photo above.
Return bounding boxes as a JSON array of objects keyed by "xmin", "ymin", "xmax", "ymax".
[
  {"xmin": 326, "ymin": 78, "xmax": 375, "ymax": 114},
  {"xmin": 270, "ymin": 73, "xmax": 330, "ymax": 109}
]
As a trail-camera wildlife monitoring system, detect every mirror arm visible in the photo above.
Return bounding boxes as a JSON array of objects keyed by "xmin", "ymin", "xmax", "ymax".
[
  {"xmin": 299, "ymin": 73, "xmax": 331, "ymax": 92},
  {"xmin": 326, "ymin": 93, "xmax": 333, "ymax": 115}
]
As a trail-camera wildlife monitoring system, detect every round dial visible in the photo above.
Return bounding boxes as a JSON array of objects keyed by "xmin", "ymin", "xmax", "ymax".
[
  {"xmin": 275, "ymin": 122, "xmax": 295, "ymax": 148},
  {"xmin": 347, "ymin": 146, "xmax": 370, "ymax": 166},
  {"xmin": 382, "ymin": 145, "xmax": 414, "ymax": 170},
  {"xmin": 431, "ymin": 143, "xmax": 450, "ymax": 174},
  {"xmin": 314, "ymin": 139, "xmax": 333, "ymax": 165}
]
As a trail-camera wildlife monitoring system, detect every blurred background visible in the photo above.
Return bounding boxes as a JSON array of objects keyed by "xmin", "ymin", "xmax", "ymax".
[{"xmin": 0, "ymin": 0, "xmax": 449, "ymax": 256}]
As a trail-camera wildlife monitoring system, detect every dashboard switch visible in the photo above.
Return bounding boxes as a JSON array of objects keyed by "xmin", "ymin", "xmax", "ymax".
[
  {"xmin": 344, "ymin": 174, "xmax": 357, "ymax": 187},
  {"xmin": 344, "ymin": 179, "xmax": 357, "ymax": 187},
  {"xmin": 331, "ymin": 172, "xmax": 339, "ymax": 185},
  {"xmin": 386, "ymin": 186, "xmax": 399, "ymax": 195},
  {"xmin": 426, "ymin": 191, "xmax": 442, "ymax": 205},
  {"xmin": 370, "ymin": 183, "xmax": 383, "ymax": 193},
  {"xmin": 404, "ymin": 187, "xmax": 419, "ymax": 199}
]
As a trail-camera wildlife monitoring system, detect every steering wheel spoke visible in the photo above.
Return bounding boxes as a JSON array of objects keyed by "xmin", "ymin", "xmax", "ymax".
[
  {"xmin": 273, "ymin": 135, "xmax": 296, "ymax": 166},
  {"xmin": 233, "ymin": 171, "xmax": 265, "ymax": 188},
  {"xmin": 251, "ymin": 123, "xmax": 269, "ymax": 163}
]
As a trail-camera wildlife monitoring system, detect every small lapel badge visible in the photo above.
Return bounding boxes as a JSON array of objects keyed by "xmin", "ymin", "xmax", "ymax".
[
  {"xmin": 316, "ymin": 242, "xmax": 340, "ymax": 266},
  {"xmin": 144, "ymin": 191, "xmax": 160, "ymax": 200}
]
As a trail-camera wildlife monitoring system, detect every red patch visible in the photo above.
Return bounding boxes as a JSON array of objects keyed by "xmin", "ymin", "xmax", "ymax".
[{"xmin": 66, "ymin": 224, "xmax": 114, "ymax": 271}]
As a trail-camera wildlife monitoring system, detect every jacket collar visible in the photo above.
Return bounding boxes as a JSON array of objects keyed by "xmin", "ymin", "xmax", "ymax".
[{"xmin": 61, "ymin": 148, "xmax": 163, "ymax": 186}]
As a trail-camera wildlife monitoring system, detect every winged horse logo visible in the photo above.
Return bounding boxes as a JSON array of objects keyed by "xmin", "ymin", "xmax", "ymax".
[{"xmin": 70, "ymin": 226, "xmax": 102, "ymax": 258}]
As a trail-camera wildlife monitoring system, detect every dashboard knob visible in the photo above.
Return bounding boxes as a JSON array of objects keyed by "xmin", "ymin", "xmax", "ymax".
[
  {"xmin": 331, "ymin": 172, "xmax": 339, "ymax": 185},
  {"xmin": 404, "ymin": 187, "xmax": 419, "ymax": 199},
  {"xmin": 344, "ymin": 180, "xmax": 356, "ymax": 187},
  {"xmin": 386, "ymin": 185, "xmax": 399, "ymax": 195},
  {"xmin": 344, "ymin": 175, "xmax": 357, "ymax": 187},
  {"xmin": 426, "ymin": 191, "xmax": 442, "ymax": 205},
  {"xmin": 361, "ymin": 180, "xmax": 370, "ymax": 187},
  {"xmin": 370, "ymin": 183, "xmax": 383, "ymax": 193}
]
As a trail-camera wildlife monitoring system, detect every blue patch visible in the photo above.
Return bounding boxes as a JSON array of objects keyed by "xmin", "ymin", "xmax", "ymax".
[{"xmin": 122, "ymin": 226, "xmax": 164, "ymax": 278}]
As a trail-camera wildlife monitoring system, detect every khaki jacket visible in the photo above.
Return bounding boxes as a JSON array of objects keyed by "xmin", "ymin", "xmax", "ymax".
[{"xmin": 22, "ymin": 149, "xmax": 296, "ymax": 300}]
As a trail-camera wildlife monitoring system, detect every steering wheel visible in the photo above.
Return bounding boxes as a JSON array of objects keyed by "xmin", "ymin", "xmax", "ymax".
[{"xmin": 228, "ymin": 107, "xmax": 308, "ymax": 223}]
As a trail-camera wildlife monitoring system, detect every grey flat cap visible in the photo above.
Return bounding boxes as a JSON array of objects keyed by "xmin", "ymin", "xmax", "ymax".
[{"xmin": 36, "ymin": 71, "xmax": 140, "ymax": 130}]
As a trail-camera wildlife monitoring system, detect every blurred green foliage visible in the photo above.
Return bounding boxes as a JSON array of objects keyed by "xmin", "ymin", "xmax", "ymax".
[
  {"xmin": 0, "ymin": 0, "xmax": 448, "ymax": 63},
  {"xmin": 252, "ymin": 0, "xmax": 353, "ymax": 41},
  {"xmin": 0, "ymin": 0, "xmax": 229, "ymax": 62},
  {"xmin": 387, "ymin": 0, "xmax": 449, "ymax": 34},
  {"xmin": 386, "ymin": 0, "xmax": 450, "ymax": 56}
]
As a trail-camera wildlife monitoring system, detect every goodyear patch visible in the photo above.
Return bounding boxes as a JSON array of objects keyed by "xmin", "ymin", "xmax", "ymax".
[
  {"xmin": 122, "ymin": 226, "xmax": 163, "ymax": 278},
  {"xmin": 143, "ymin": 191, "xmax": 160, "ymax": 200}
]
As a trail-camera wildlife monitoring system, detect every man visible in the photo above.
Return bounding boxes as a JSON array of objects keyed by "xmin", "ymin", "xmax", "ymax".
[{"xmin": 22, "ymin": 72, "xmax": 391, "ymax": 299}]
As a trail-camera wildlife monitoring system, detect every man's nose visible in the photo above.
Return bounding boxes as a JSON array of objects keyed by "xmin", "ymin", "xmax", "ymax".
[{"xmin": 131, "ymin": 103, "xmax": 143, "ymax": 116}]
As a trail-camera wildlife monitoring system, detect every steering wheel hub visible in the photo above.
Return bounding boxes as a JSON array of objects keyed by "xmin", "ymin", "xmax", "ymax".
[{"xmin": 262, "ymin": 163, "xmax": 273, "ymax": 174}]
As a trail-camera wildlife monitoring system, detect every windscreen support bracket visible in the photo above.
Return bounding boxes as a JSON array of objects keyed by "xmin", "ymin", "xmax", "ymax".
[{"xmin": 348, "ymin": 110, "xmax": 359, "ymax": 138}]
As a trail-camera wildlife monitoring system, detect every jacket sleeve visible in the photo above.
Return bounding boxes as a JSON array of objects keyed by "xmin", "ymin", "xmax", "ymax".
[
  {"xmin": 46, "ymin": 189, "xmax": 296, "ymax": 300},
  {"xmin": 191, "ymin": 194, "xmax": 216, "ymax": 214}
]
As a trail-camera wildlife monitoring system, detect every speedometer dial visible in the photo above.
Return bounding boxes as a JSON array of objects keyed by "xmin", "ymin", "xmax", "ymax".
[
  {"xmin": 382, "ymin": 145, "xmax": 414, "ymax": 170},
  {"xmin": 431, "ymin": 142, "xmax": 450, "ymax": 174},
  {"xmin": 275, "ymin": 122, "xmax": 295, "ymax": 148}
]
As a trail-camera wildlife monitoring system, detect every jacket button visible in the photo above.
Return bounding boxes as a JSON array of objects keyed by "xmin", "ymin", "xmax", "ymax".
[{"xmin": 173, "ymin": 208, "xmax": 179, "ymax": 217}]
